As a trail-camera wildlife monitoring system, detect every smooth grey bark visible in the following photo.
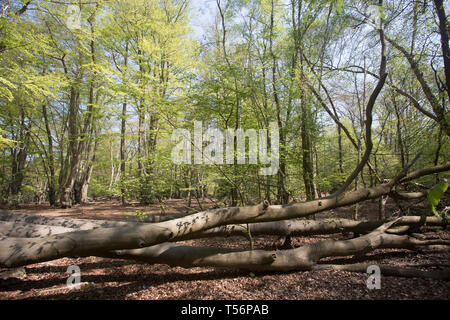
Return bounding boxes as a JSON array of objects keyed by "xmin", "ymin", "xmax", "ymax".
[
  {"xmin": 433, "ymin": 0, "xmax": 450, "ymax": 98},
  {"xmin": 0, "ymin": 162, "xmax": 448, "ymax": 268},
  {"xmin": 97, "ymin": 220, "xmax": 450, "ymax": 277},
  {"xmin": 42, "ymin": 104, "xmax": 56, "ymax": 206},
  {"xmin": 0, "ymin": 221, "xmax": 74, "ymax": 237},
  {"xmin": 2, "ymin": 218, "xmax": 448, "ymax": 278}
]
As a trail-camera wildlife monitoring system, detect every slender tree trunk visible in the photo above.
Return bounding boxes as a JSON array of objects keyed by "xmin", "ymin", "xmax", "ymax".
[
  {"xmin": 42, "ymin": 104, "xmax": 56, "ymax": 206},
  {"xmin": 392, "ymin": 95, "xmax": 405, "ymax": 168},
  {"xmin": 217, "ymin": 0, "xmax": 240, "ymax": 206},
  {"xmin": 109, "ymin": 139, "xmax": 115, "ymax": 190},
  {"xmin": 337, "ymin": 126, "xmax": 343, "ymax": 174},
  {"xmin": 118, "ymin": 42, "xmax": 129, "ymax": 205},
  {"xmin": 295, "ymin": 1, "xmax": 315, "ymax": 203},
  {"xmin": 434, "ymin": 126, "xmax": 443, "ymax": 183},
  {"xmin": 379, "ymin": 195, "xmax": 388, "ymax": 220},
  {"xmin": 80, "ymin": 161, "xmax": 95, "ymax": 203},
  {"xmin": 269, "ymin": 6, "xmax": 288, "ymax": 205},
  {"xmin": 186, "ymin": 168, "xmax": 192, "ymax": 208},
  {"xmin": 120, "ymin": 97, "xmax": 127, "ymax": 204},
  {"xmin": 300, "ymin": 94, "xmax": 315, "ymax": 202},
  {"xmin": 72, "ymin": 14, "xmax": 99, "ymax": 206},
  {"xmin": 136, "ymin": 45, "xmax": 146, "ymax": 182}
]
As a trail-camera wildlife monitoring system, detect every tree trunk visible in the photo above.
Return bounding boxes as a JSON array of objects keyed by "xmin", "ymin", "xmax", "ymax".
[
  {"xmin": 433, "ymin": 0, "xmax": 450, "ymax": 98},
  {"xmin": 300, "ymin": 96, "xmax": 315, "ymax": 202},
  {"xmin": 392, "ymin": 95, "xmax": 405, "ymax": 168},
  {"xmin": 59, "ymin": 86, "xmax": 80, "ymax": 208},
  {"xmin": 137, "ymin": 100, "xmax": 145, "ymax": 179},
  {"xmin": 42, "ymin": 104, "xmax": 56, "ymax": 206},
  {"xmin": 378, "ymin": 195, "xmax": 388, "ymax": 220},
  {"xmin": 1, "ymin": 209, "xmax": 445, "ymax": 240},
  {"xmin": 337, "ymin": 126, "xmax": 343, "ymax": 174},
  {"xmin": 0, "ymin": 162, "xmax": 448, "ymax": 270},
  {"xmin": 2, "ymin": 214, "xmax": 449, "ymax": 280},
  {"xmin": 120, "ymin": 98, "xmax": 127, "ymax": 204}
]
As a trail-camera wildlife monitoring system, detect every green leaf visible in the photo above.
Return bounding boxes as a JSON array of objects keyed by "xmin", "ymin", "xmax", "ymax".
[
  {"xmin": 379, "ymin": 5, "xmax": 386, "ymax": 21},
  {"xmin": 427, "ymin": 179, "xmax": 448, "ymax": 217}
]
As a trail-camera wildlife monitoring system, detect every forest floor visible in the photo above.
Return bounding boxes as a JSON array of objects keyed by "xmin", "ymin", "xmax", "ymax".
[{"xmin": 0, "ymin": 198, "xmax": 449, "ymax": 300}]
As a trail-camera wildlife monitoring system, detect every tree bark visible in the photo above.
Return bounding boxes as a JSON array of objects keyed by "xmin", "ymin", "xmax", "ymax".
[
  {"xmin": 42, "ymin": 104, "xmax": 56, "ymax": 206},
  {"xmin": 433, "ymin": 0, "xmax": 450, "ymax": 98},
  {"xmin": 96, "ymin": 221, "xmax": 450, "ymax": 277},
  {"xmin": 2, "ymin": 212, "xmax": 446, "ymax": 240},
  {"xmin": 120, "ymin": 98, "xmax": 127, "ymax": 204},
  {"xmin": 58, "ymin": 86, "xmax": 80, "ymax": 208},
  {"xmin": 1, "ymin": 216, "xmax": 448, "ymax": 279}
]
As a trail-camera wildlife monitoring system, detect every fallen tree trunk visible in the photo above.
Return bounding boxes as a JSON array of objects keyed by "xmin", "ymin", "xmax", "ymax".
[
  {"xmin": 2, "ymin": 219, "xmax": 448, "ymax": 279},
  {"xmin": 95, "ymin": 220, "xmax": 449, "ymax": 279},
  {"xmin": 0, "ymin": 210, "xmax": 137, "ymax": 229},
  {"xmin": 0, "ymin": 162, "xmax": 448, "ymax": 268},
  {"xmin": 0, "ymin": 202, "xmax": 268, "ymax": 267},
  {"xmin": 0, "ymin": 210, "xmax": 188, "ymax": 228},
  {"xmin": 0, "ymin": 221, "xmax": 74, "ymax": 237},
  {"xmin": 179, "ymin": 216, "xmax": 447, "ymax": 240},
  {"xmin": 312, "ymin": 264, "xmax": 450, "ymax": 280}
]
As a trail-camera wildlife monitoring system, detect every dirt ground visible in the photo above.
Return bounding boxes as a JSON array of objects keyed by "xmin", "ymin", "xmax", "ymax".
[{"xmin": 0, "ymin": 198, "xmax": 449, "ymax": 300}]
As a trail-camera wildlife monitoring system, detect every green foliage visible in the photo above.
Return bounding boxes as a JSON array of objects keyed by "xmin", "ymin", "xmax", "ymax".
[
  {"xmin": 0, "ymin": 129, "xmax": 15, "ymax": 150},
  {"xmin": 428, "ymin": 179, "xmax": 448, "ymax": 217}
]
